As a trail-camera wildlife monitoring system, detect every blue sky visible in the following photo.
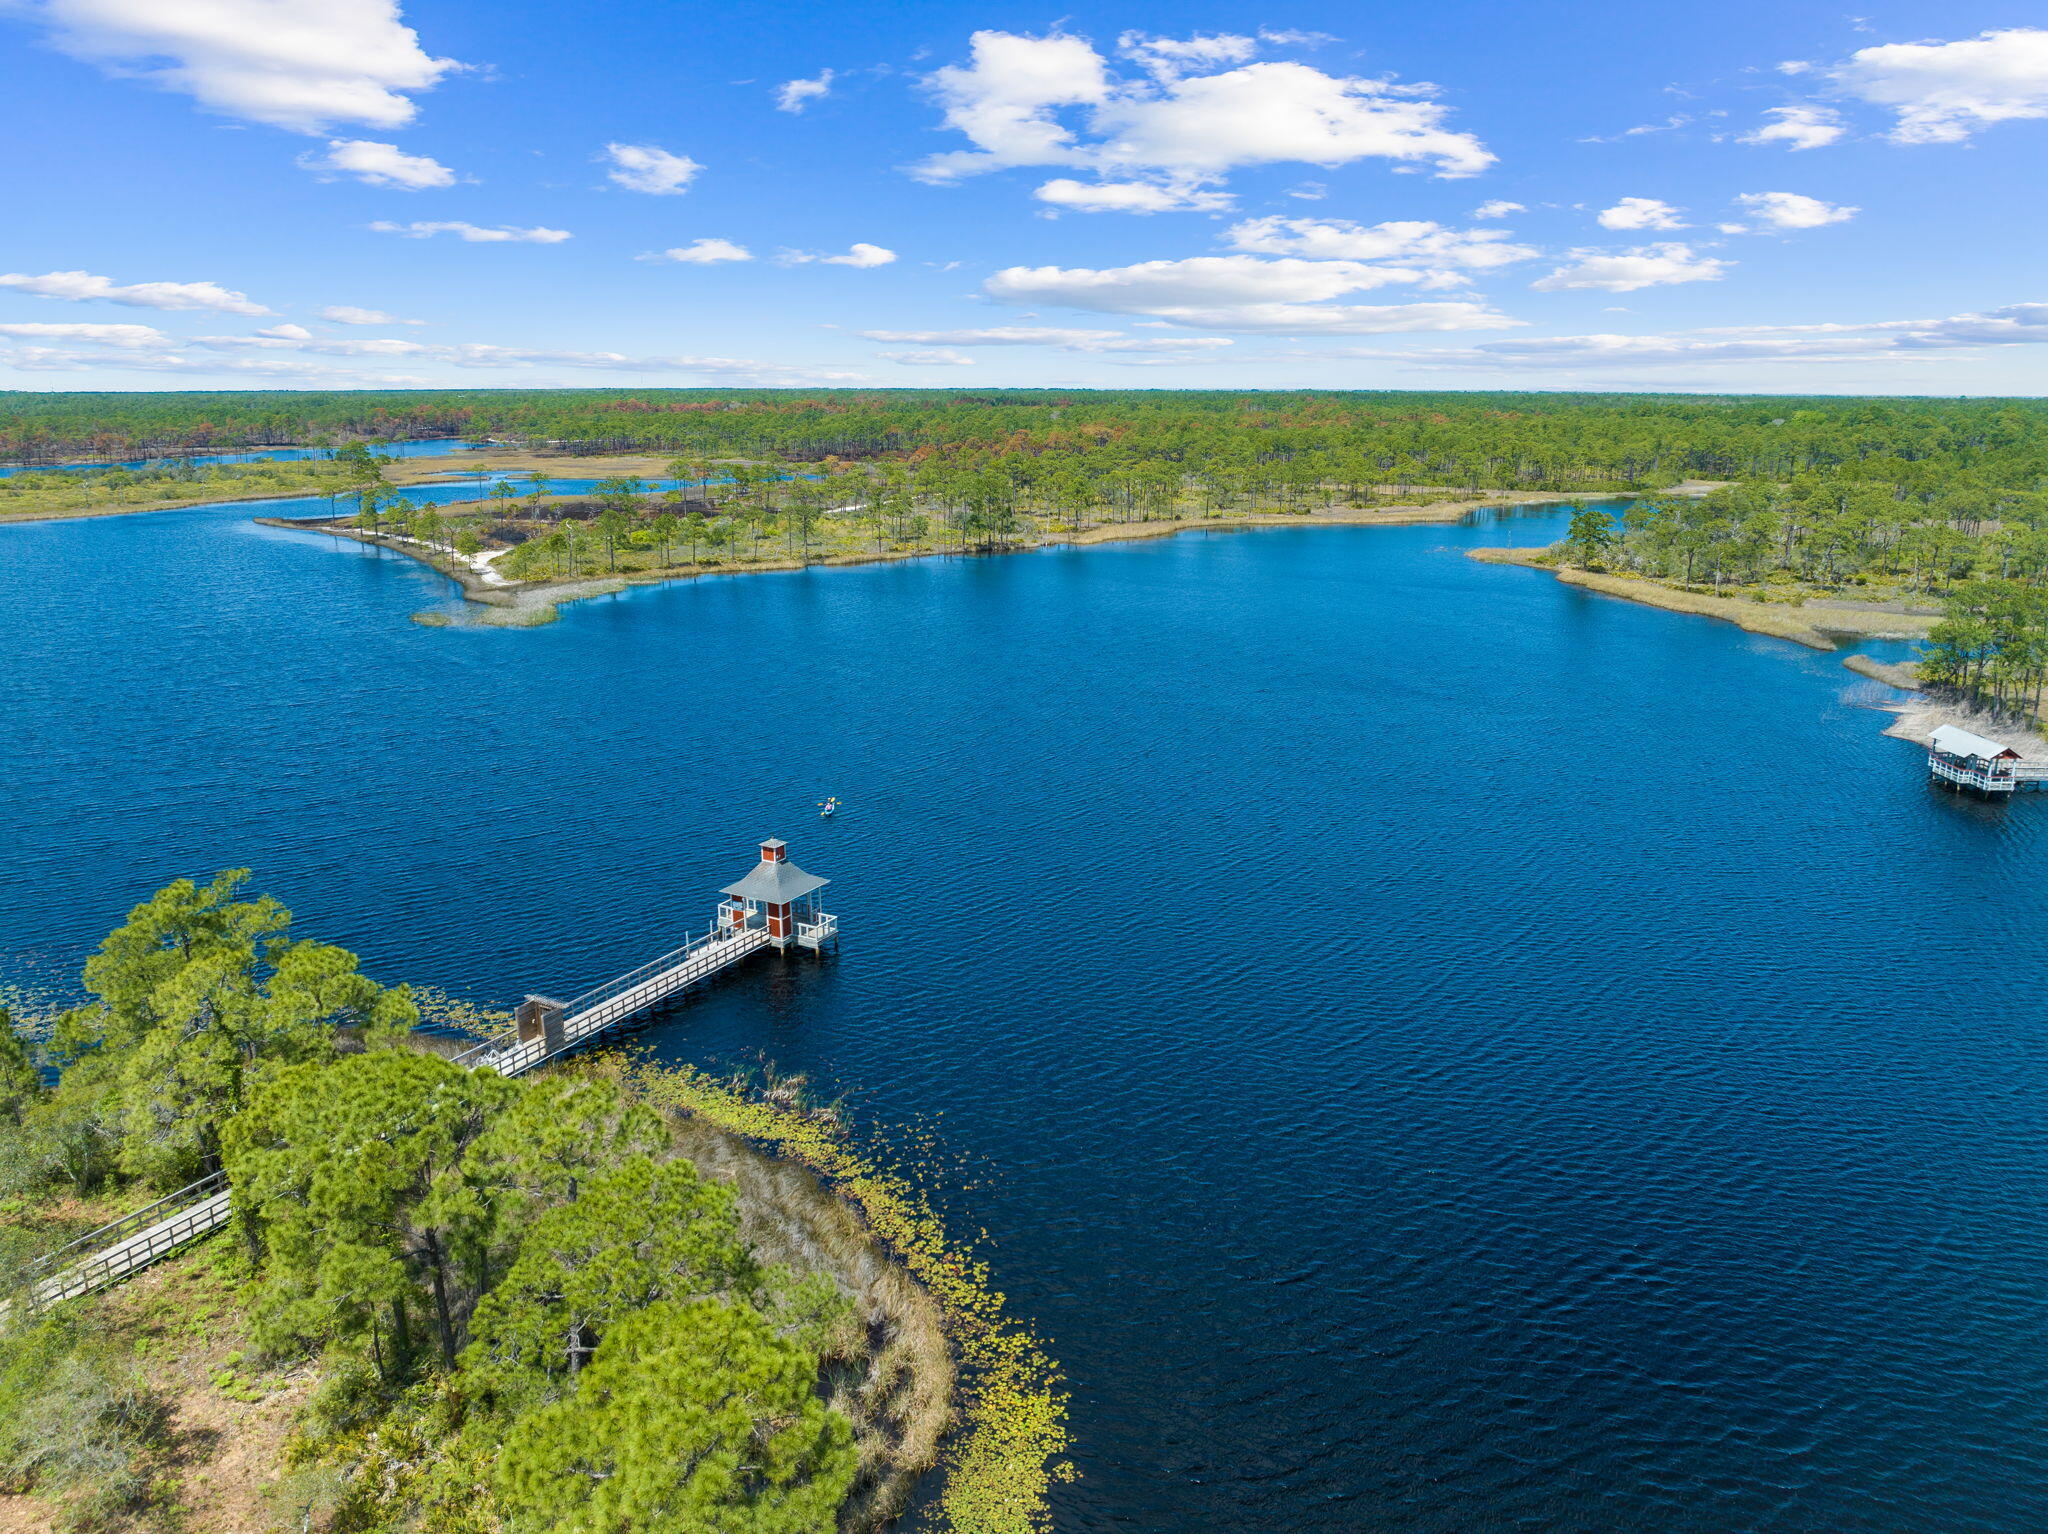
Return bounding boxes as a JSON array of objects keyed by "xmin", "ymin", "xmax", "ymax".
[{"xmin": 2, "ymin": 0, "xmax": 2045, "ymax": 394}]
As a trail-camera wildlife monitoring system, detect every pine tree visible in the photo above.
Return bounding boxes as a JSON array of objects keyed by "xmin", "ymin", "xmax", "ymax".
[{"xmin": 492, "ymin": 1298, "xmax": 855, "ymax": 1534}]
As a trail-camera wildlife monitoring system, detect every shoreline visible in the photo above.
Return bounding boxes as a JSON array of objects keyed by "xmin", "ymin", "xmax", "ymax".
[
  {"xmin": 1, "ymin": 481, "xmax": 368, "ymax": 524},
  {"xmin": 1470, "ymin": 545, "xmax": 2048, "ymax": 753},
  {"xmin": 0, "ymin": 454, "xmax": 546, "ymax": 526},
  {"xmin": 277, "ymin": 483, "xmax": 1718, "ymax": 627},
  {"xmin": 1466, "ymin": 545, "xmax": 1939, "ymax": 649}
]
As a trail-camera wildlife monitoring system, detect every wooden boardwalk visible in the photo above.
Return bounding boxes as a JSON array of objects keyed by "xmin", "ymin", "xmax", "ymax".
[
  {"xmin": 452, "ymin": 925, "xmax": 772, "ymax": 1076},
  {"xmin": 20, "ymin": 1173, "xmax": 231, "ymax": 1308},
  {"xmin": 21, "ymin": 921, "xmax": 784, "ymax": 1307}
]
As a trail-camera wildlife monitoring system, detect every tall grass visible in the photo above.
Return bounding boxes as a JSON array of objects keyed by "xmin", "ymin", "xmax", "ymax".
[{"xmin": 626, "ymin": 1061, "xmax": 1074, "ymax": 1534}]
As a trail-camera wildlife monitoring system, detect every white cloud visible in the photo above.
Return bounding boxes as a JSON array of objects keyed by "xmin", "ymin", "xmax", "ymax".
[
  {"xmin": 0, "ymin": 321, "xmax": 168, "ymax": 348},
  {"xmin": 916, "ymin": 30, "xmax": 1110, "ymax": 180},
  {"xmin": 1033, "ymin": 177, "xmax": 1232, "ymax": 213},
  {"xmin": 602, "ymin": 142, "xmax": 701, "ymax": 195},
  {"xmin": 300, "ymin": 138, "xmax": 457, "ymax": 188},
  {"xmin": 1472, "ymin": 199, "xmax": 1525, "ymax": 219},
  {"xmin": 1831, "ymin": 27, "xmax": 2048, "ymax": 143},
  {"xmin": 1580, "ymin": 115, "xmax": 1692, "ymax": 144},
  {"xmin": 1530, "ymin": 244, "xmax": 1728, "ymax": 292},
  {"xmin": 0, "ymin": 345, "xmax": 435, "ymax": 384},
  {"xmin": 437, "ymin": 344, "xmax": 866, "ymax": 383},
  {"xmin": 370, "ymin": 221, "xmax": 571, "ymax": 243},
  {"xmin": 318, "ymin": 305, "xmax": 423, "ymax": 325},
  {"xmin": 1365, "ymin": 333, "xmax": 1906, "ymax": 369},
  {"xmin": 1740, "ymin": 105, "xmax": 1847, "ymax": 150},
  {"xmin": 255, "ymin": 323, "xmax": 313, "ymax": 339},
  {"xmin": 191, "ymin": 332, "xmax": 430, "ymax": 356},
  {"xmin": 19, "ymin": 0, "xmax": 459, "ymax": 132},
  {"xmin": 639, "ymin": 238, "xmax": 754, "ymax": 265},
  {"xmin": 1732, "ymin": 191, "xmax": 1857, "ymax": 229},
  {"xmin": 776, "ymin": 70, "xmax": 835, "ymax": 112},
  {"xmin": 1349, "ymin": 302, "xmax": 2048, "ymax": 371},
  {"xmin": 878, "ymin": 348, "xmax": 977, "ymax": 365},
  {"xmin": 0, "ymin": 269, "xmax": 269, "ymax": 314},
  {"xmin": 1224, "ymin": 216, "xmax": 1539, "ymax": 271},
  {"xmin": 1151, "ymin": 301, "xmax": 1520, "ymax": 334},
  {"xmin": 984, "ymin": 255, "xmax": 1520, "ymax": 332},
  {"xmin": 1597, "ymin": 197, "xmax": 1687, "ymax": 230},
  {"xmin": 112, "ymin": 327, "xmax": 870, "ymax": 384},
  {"xmin": 1116, "ymin": 30, "xmax": 1258, "ymax": 78},
  {"xmin": 1090, "ymin": 60, "xmax": 1493, "ymax": 179},
  {"xmin": 912, "ymin": 28, "xmax": 1493, "ymax": 210},
  {"xmin": 858, "ymin": 326, "xmax": 1234, "ymax": 353},
  {"xmin": 779, "ymin": 243, "xmax": 897, "ymax": 267}
]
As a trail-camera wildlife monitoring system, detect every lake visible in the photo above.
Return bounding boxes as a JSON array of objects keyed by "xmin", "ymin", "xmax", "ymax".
[{"xmin": 5, "ymin": 485, "xmax": 2046, "ymax": 1532}]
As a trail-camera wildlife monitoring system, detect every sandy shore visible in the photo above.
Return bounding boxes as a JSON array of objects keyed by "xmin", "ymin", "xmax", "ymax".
[
  {"xmin": 1468, "ymin": 546, "xmax": 1939, "ymax": 650},
  {"xmin": 0, "ymin": 482, "xmax": 366, "ymax": 524},
  {"xmin": 270, "ymin": 487, "xmax": 1637, "ymax": 627},
  {"xmin": 1834, "ymin": 654, "xmax": 2048, "ymax": 756}
]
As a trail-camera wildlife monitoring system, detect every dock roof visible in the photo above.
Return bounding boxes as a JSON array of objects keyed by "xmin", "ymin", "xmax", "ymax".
[
  {"xmin": 1929, "ymin": 724, "xmax": 2021, "ymax": 761},
  {"xmin": 722, "ymin": 857, "xmax": 829, "ymax": 904}
]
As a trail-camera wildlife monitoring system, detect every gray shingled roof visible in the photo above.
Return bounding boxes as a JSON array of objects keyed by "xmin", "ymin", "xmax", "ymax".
[{"xmin": 721, "ymin": 857, "xmax": 830, "ymax": 904}]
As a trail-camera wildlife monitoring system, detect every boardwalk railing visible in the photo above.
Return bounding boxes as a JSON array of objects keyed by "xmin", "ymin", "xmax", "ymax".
[
  {"xmin": 20, "ymin": 1179, "xmax": 233, "ymax": 1309},
  {"xmin": 455, "ymin": 925, "xmax": 771, "ymax": 1076},
  {"xmin": 31, "ymin": 1191, "xmax": 235, "ymax": 1308},
  {"xmin": 19, "ymin": 919, "xmax": 781, "ymax": 1307},
  {"xmin": 24, "ymin": 1171, "xmax": 226, "ymax": 1281}
]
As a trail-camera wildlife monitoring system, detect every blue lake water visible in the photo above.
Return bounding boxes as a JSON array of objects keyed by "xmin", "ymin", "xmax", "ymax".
[{"xmin": 5, "ymin": 491, "xmax": 2046, "ymax": 1532}]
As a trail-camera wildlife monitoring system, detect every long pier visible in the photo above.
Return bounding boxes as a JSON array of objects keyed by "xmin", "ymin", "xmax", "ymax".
[
  {"xmin": 16, "ymin": 839, "xmax": 835, "ymax": 1308},
  {"xmin": 450, "ymin": 923, "xmax": 774, "ymax": 1076}
]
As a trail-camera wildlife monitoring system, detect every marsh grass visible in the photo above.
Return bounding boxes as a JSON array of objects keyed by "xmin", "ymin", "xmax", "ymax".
[{"xmin": 624, "ymin": 1059, "xmax": 1074, "ymax": 1534}]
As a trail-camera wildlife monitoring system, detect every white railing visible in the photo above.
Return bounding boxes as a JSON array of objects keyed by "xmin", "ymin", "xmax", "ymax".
[
  {"xmin": 1930, "ymin": 755, "xmax": 2016, "ymax": 792},
  {"xmin": 797, "ymin": 913, "xmax": 838, "ymax": 948},
  {"xmin": 21, "ymin": 901, "xmax": 820, "ymax": 1303},
  {"xmin": 25, "ymin": 1189, "xmax": 234, "ymax": 1308},
  {"xmin": 461, "ymin": 925, "xmax": 772, "ymax": 1077},
  {"xmin": 24, "ymin": 1170, "xmax": 226, "ymax": 1279}
]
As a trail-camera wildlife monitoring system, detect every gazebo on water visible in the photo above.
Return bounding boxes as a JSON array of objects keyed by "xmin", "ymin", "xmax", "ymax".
[{"xmin": 719, "ymin": 839, "xmax": 838, "ymax": 949}]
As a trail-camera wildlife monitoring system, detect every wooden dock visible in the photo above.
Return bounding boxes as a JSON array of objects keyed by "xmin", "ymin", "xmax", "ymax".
[
  {"xmin": 1928, "ymin": 725, "xmax": 2048, "ymax": 795},
  {"xmin": 16, "ymin": 838, "xmax": 834, "ymax": 1308},
  {"xmin": 450, "ymin": 924, "xmax": 773, "ymax": 1076}
]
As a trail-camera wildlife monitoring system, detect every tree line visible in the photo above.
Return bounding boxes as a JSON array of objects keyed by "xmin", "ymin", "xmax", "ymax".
[
  {"xmin": 8, "ymin": 389, "xmax": 2048, "ymax": 496},
  {"xmin": 1557, "ymin": 475, "xmax": 2048, "ymax": 594},
  {"xmin": 1552, "ymin": 475, "xmax": 2048, "ymax": 722},
  {"xmin": 0, "ymin": 873, "xmax": 860, "ymax": 1532}
]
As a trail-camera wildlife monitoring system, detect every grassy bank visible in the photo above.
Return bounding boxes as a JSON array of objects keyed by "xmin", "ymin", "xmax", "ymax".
[
  {"xmin": 291, "ymin": 483, "xmax": 1694, "ymax": 629},
  {"xmin": 629, "ymin": 1061, "xmax": 1073, "ymax": 1534},
  {"xmin": 0, "ymin": 459, "xmax": 360, "ymax": 523},
  {"xmin": 1468, "ymin": 544, "xmax": 1939, "ymax": 650}
]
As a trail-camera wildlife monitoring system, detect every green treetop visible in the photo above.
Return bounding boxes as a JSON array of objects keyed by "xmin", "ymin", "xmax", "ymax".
[
  {"xmin": 225, "ymin": 1050, "xmax": 517, "ymax": 1375},
  {"xmin": 491, "ymin": 1297, "xmax": 856, "ymax": 1534},
  {"xmin": 463, "ymin": 1154, "xmax": 755, "ymax": 1403}
]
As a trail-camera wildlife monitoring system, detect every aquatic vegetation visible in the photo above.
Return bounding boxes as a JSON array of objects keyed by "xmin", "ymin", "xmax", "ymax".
[{"xmin": 628, "ymin": 1059, "xmax": 1074, "ymax": 1534}]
